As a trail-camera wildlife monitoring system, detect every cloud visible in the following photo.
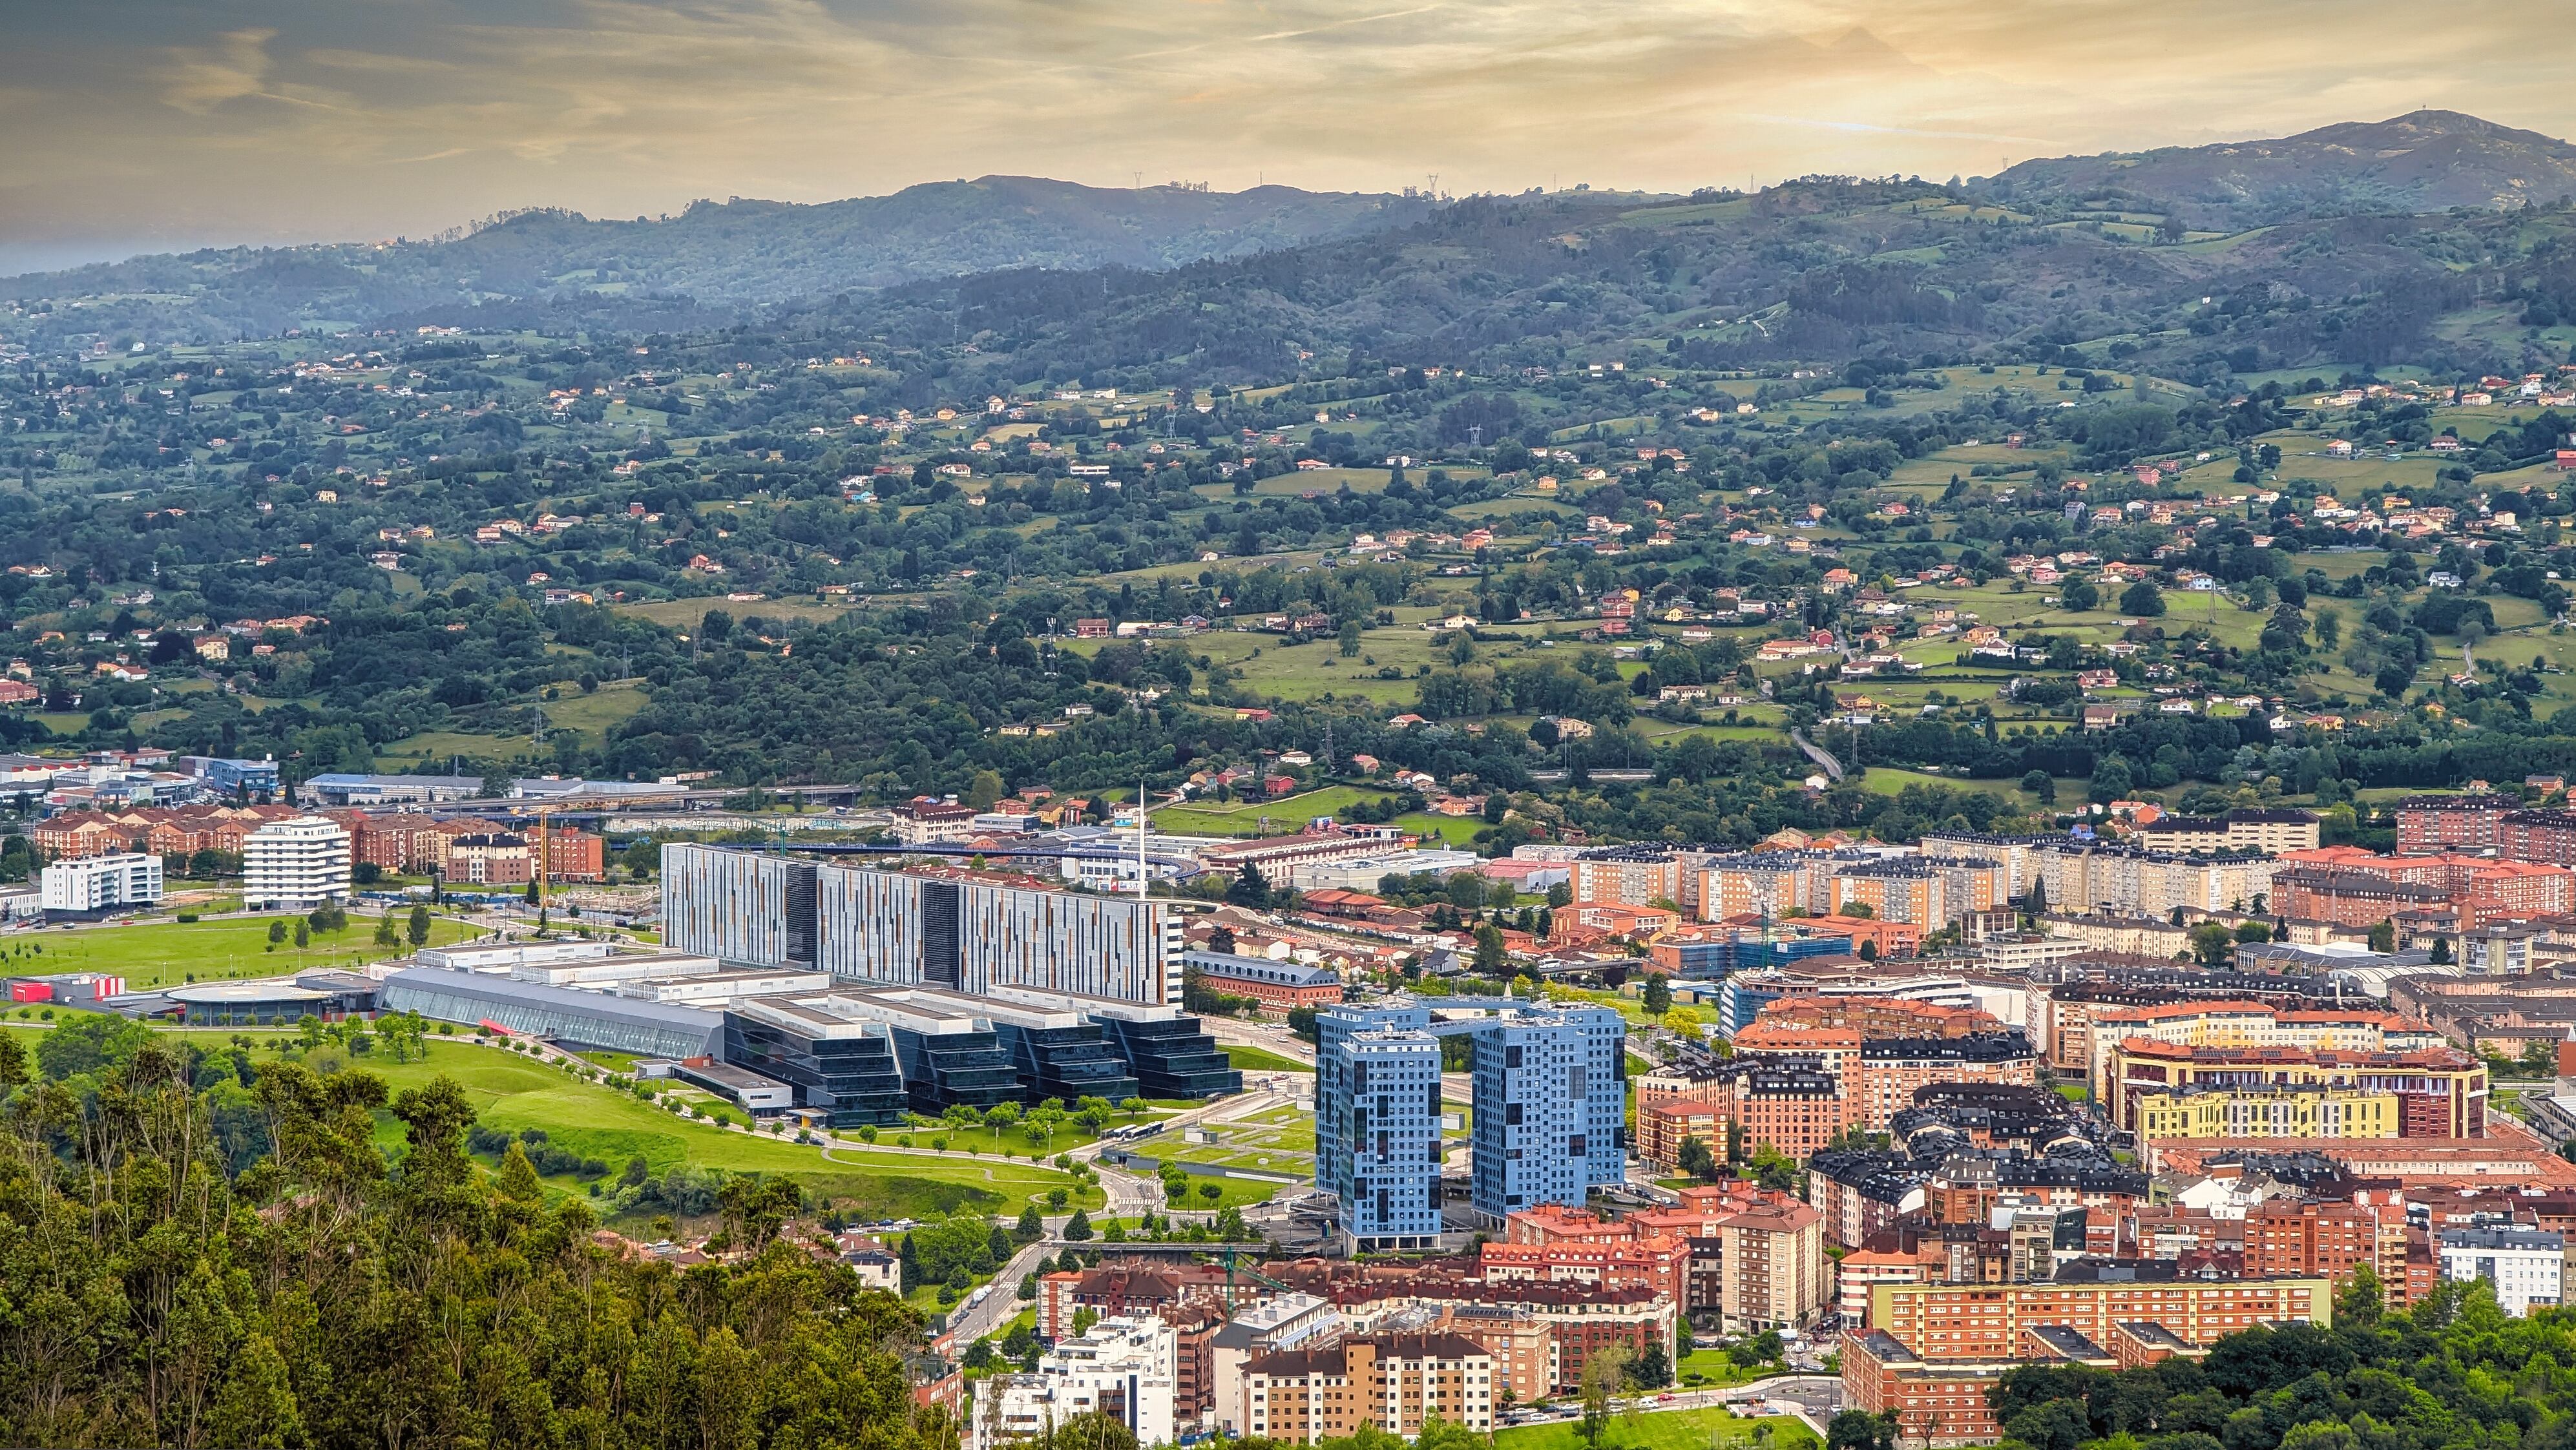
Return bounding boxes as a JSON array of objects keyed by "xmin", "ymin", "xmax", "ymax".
[
  {"xmin": 0, "ymin": 0, "xmax": 2568, "ymax": 269},
  {"xmin": 160, "ymin": 28, "xmax": 279, "ymax": 114}
]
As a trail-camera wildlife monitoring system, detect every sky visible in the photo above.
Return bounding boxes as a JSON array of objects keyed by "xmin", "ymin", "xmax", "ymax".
[{"xmin": 3, "ymin": 0, "xmax": 2571, "ymax": 274}]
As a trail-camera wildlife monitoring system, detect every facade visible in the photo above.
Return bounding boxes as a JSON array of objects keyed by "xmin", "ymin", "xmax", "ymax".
[
  {"xmin": 1571, "ymin": 850, "xmax": 1683, "ymax": 908},
  {"xmin": 381, "ymin": 968, "xmax": 725, "ymax": 1058},
  {"xmin": 39, "ymin": 852, "xmax": 162, "ymax": 917},
  {"xmin": 241, "ymin": 816, "xmax": 351, "ymax": 909},
  {"xmin": 2133, "ymin": 808, "xmax": 2323, "ymax": 855},
  {"xmin": 1318, "ymin": 1006, "xmax": 1447, "ymax": 1251},
  {"xmin": 2104, "ymin": 1039, "xmax": 2488, "ymax": 1138},
  {"xmin": 977, "ymin": 1316, "xmax": 1176, "ymax": 1450},
  {"xmin": 893, "ymin": 799, "xmax": 979, "ymax": 846},
  {"xmin": 2133, "ymin": 1085, "xmax": 2400, "ymax": 1141},
  {"xmin": 2438, "ymin": 1228, "xmax": 2565, "ymax": 1316},
  {"xmin": 1467, "ymin": 1008, "xmax": 1628, "ymax": 1227},
  {"xmin": 449, "ymin": 833, "xmax": 533, "ymax": 885},
  {"xmin": 723, "ymin": 997, "xmax": 912, "ymax": 1126},
  {"xmin": 1635, "ymin": 1063, "xmax": 1848, "ymax": 1164},
  {"xmin": 1184, "ymin": 951, "xmax": 1344, "ymax": 1010},
  {"xmin": 662, "ymin": 844, "xmax": 819, "ymax": 966},
  {"xmin": 2397, "ymin": 795, "xmax": 2519, "ymax": 854},
  {"xmin": 662, "ymin": 845, "xmax": 1180, "ymax": 1006},
  {"xmin": 1239, "ymin": 1334, "xmax": 1494, "ymax": 1444},
  {"xmin": 2037, "ymin": 844, "xmax": 2276, "ymax": 920}
]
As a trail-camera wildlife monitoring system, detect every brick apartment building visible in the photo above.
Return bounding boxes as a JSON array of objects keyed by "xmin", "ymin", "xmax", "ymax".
[
  {"xmin": 1844, "ymin": 1272, "xmax": 2330, "ymax": 1446},
  {"xmin": 2104, "ymin": 1039, "xmax": 2489, "ymax": 1138},
  {"xmin": 2396, "ymin": 794, "xmax": 2520, "ymax": 854},
  {"xmin": 1241, "ymin": 1334, "xmax": 1494, "ymax": 1442}
]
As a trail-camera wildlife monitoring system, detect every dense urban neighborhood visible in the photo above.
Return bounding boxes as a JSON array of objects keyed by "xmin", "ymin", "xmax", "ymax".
[{"xmin": 10, "ymin": 101, "xmax": 2576, "ymax": 1450}]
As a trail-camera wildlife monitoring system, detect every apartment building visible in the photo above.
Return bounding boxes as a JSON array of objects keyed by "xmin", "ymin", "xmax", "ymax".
[
  {"xmin": 2439, "ymin": 1228, "xmax": 2566, "ymax": 1317},
  {"xmin": 2133, "ymin": 1085, "xmax": 2400, "ymax": 1141},
  {"xmin": 1317, "ymin": 1006, "xmax": 1447, "ymax": 1251},
  {"xmin": 1635, "ymin": 1062, "xmax": 1846, "ymax": 1163},
  {"xmin": 2133, "ymin": 807, "xmax": 2322, "ymax": 854},
  {"xmin": 2078, "ymin": 998, "xmax": 2440, "ymax": 1087},
  {"xmin": 39, "ymin": 852, "xmax": 162, "ymax": 918},
  {"xmin": 1466, "ymin": 1006, "xmax": 1630, "ymax": 1229},
  {"xmin": 1867, "ymin": 1271, "xmax": 2329, "ymax": 1362},
  {"xmin": 241, "ymin": 816, "xmax": 351, "ymax": 910},
  {"xmin": 1239, "ymin": 1334, "xmax": 1494, "ymax": 1443},
  {"xmin": 1570, "ymin": 849, "xmax": 1683, "ymax": 908},
  {"xmin": 2104, "ymin": 1039, "xmax": 2489, "ymax": 1138},
  {"xmin": 975, "ymin": 1316, "xmax": 1177, "ymax": 1450},
  {"xmin": 2037, "ymin": 844, "xmax": 2276, "ymax": 920},
  {"xmin": 2396, "ymin": 794, "xmax": 2519, "ymax": 854}
]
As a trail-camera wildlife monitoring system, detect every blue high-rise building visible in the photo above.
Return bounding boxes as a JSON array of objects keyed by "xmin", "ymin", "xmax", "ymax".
[
  {"xmin": 1467, "ymin": 1006, "xmax": 1627, "ymax": 1226},
  {"xmin": 1316, "ymin": 1003, "xmax": 1444, "ymax": 1252},
  {"xmin": 1315, "ymin": 998, "xmax": 1628, "ymax": 1249}
]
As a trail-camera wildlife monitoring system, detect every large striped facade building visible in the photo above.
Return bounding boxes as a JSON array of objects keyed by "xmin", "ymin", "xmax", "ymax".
[{"xmin": 664, "ymin": 844, "xmax": 1182, "ymax": 1006}]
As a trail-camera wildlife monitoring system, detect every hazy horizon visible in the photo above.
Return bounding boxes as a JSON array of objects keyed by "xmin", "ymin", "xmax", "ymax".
[{"xmin": 5, "ymin": 0, "xmax": 2572, "ymax": 276}]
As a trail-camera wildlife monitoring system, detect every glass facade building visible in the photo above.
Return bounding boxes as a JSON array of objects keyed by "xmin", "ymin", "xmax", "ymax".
[
  {"xmin": 1090, "ymin": 1009, "xmax": 1243, "ymax": 1099},
  {"xmin": 1317, "ymin": 1004, "xmax": 1445, "ymax": 1250},
  {"xmin": 1467, "ymin": 1006, "xmax": 1628, "ymax": 1226},
  {"xmin": 381, "ymin": 967, "xmax": 725, "ymax": 1059},
  {"xmin": 723, "ymin": 999, "xmax": 912, "ymax": 1127}
]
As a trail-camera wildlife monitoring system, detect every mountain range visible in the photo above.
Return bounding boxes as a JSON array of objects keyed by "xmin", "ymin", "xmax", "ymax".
[
  {"xmin": 1974, "ymin": 110, "xmax": 2576, "ymax": 224},
  {"xmin": 4, "ymin": 111, "xmax": 2571, "ymax": 384}
]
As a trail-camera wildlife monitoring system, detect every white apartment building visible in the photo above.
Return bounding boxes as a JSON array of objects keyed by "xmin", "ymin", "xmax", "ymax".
[
  {"xmin": 39, "ymin": 852, "xmax": 163, "ymax": 917},
  {"xmin": 2440, "ymin": 1228, "xmax": 2564, "ymax": 1317},
  {"xmin": 242, "ymin": 816, "xmax": 352, "ymax": 910},
  {"xmin": 976, "ymin": 1315, "xmax": 1177, "ymax": 1450}
]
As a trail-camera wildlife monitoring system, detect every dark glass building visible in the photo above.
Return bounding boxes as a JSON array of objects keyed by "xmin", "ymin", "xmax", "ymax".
[
  {"xmin": 723, "ymin": 999, "xmax": 912, "ymax": 1127},
  {"xmin": 1091, "ymin": 1006, "xmax": 1243, "ymax": 1100}
]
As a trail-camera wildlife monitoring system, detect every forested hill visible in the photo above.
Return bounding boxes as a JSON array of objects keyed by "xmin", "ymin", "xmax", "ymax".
[
  {"xmin": 1974, "ymin": 110, "xmax": 2576, "ymax": 227},
  {"xmin": 0, "ymin": 177, "xmax": 1438, "ymax": 343}
]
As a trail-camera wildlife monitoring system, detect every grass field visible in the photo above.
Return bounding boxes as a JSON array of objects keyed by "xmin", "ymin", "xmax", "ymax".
[
  {"xmin": 1496, "ymin": 1406, "xmax": 1812, "ymax": 1450},
  {"xmin": 1224, "ymin": 1044, "xmax": 1314, "ymax": 1074},
  {"xmin": 359, "ymin": 1040, "xmax": 1096, "ymax": 1220},
  {"xmin": 0, "ymin": 911, "xmax": 483, "ymax": 990},
  {"xmin": 1144, "ymin": 1103, "xmax": 1316, "ymax": 1178},
  {"xmin": 1151, "ymin": 783, "xmax": 1402, "ymax": 836}
]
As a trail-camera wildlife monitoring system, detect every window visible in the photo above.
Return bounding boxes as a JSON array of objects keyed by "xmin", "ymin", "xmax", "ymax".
[{"xmin": 1506, "ymin": 1103, "xmax": 1523, "ymax": 1126}]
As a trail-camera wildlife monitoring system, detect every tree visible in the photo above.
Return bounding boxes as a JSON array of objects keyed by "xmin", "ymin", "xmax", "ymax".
[
  {"xmin": 1226, "ymin": 862, "xmax": 1272, "ymax": 907},
  {"xmin": 267, "ymin": 919, "xmax": 288, "ymax": 945},
  {"xmin": 2060, "ymin": 577, "xmax": 2099, "ymax": 612},
  {"xmin": 1062, "ymin": 1207, "xmax": 1094, "ymax": 1241},
  {"xmin": 1578, "ymin": 1341, "xmax": 1632, "ymax": 1450},
  {"xmin": 2338, "ymin": 1261, "xmax": 2384, "ymax": 1325},
  {"xmin": 2190, "ymin": 922, "xmax": 2237, "ymax": 968},
  {"xmin": 1474, "ymin": 921, "xmax": 1511, "ymax": 974},
  {"xmin": 1858, "ymin": 938, "xmax": 1880, "ymax": 962},
  {"xmin": 2025, "ymin": 876, "xmax": 2049, "ymax": 916},
  {"xmin": 1016, "ymin": 1204, "xmax": 1046, "ymax": 1242},
  {"xmin": 1641, "ymin": 972, "xmax": 1671, "ymax": 1015},
  {"xmin": 2121, "ymin": 580, "xmax": 2166, "ymax": 617},
  {"xmin": 1675, "ymin": 1134, "xmax": 1719, "ymax": 1181},
  {"xmin": 1627, "ymin": 1338, "xmax": 1671, "ymax": 1389},
  {"xmin": 374, "ymin": 915, "xmax": 399, "ymax": 947},
  {"xmin": 2368, "ymin": 919, "xmax": 2396, "ymax": 953},
  {"xmin": 2431, "ymin": 935, "xmax": 2454, "ymax": 965},
  {"xmin": 2020, "ymin": 769, "xmax": 2057, "ymax": 805},
  {"xmin": 292, "ymin": 919, "xmax": 309, "ymax": 948},
  {"xmin": 1828, "ymin": 1410, "xmax": 1898, "ymax": 1450},
  {"xmin": 407, "ymin": 903, "xmax": 432, "ymax": 946}
]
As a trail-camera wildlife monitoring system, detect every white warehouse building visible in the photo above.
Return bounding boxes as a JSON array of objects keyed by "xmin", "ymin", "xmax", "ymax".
[{"xmin": 242, "ymin": 816, "xmax": 352, "ymax": 910}]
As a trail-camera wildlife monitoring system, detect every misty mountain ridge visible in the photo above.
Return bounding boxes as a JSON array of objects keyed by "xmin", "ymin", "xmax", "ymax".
[{"xmin": 1975, "ymin": 109, "xmax": 2576, "ymax": 225}]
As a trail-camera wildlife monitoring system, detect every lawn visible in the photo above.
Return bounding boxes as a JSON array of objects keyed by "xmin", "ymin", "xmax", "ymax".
[
  {"xmin": 1224, "ymin": 1044, "xmax": 1314, "ymax": 1074},
  {"xmin": 357, "ymin": 1040, "xmax": 1095, "ymax": 1220},
  {"xmin": 1496, "ymin": 1405, "xmax": 1813, "ymax": 1450},
  {"xmin": 1673, "ymin": 1351, "xmax": 1781, "ymax": 1389},
  {"xmin": 1153, "ymin": 783, "xmax": 1404, "ymax": 836},
  {"xmin": 1146, "ymin": 1103, "xmax": 1317, "ymax": 1175},
  {"xmin": 0, "ymin": 910, "xmax": 483, "ymax": 991}
]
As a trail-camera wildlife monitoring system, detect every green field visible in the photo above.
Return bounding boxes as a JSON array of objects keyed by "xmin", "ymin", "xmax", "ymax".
[
  {"xmin": 1142, "ymin": 1103, "xmax": 1316, "ymax": 1176},
  {"xmin": 1496, "ymin": 1406, "xmax": 1814, "ymax": 1450},
  {"xmin": 0, "ymin": 911, "xmax": 483, "ymax": 991},
  {"xmin": 358, "ymin": 1040, "xmax": 1096, "ymax": 1220},
  {"xmin": 1224, "ymin": 1044, "xmax": 1315, "ymax": 1073}
]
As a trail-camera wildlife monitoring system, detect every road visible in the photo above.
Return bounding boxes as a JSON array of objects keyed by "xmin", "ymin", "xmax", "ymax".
[{"xmin": 1787, "ymin": 729, "xmax": 1846, "ymax": 782}]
